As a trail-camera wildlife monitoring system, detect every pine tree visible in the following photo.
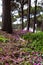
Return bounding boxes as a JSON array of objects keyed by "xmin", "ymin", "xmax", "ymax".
[
  {"xmin": 2, "ymin": 0, "xmax": 12, "ymax": 34},
  {"xmin": 33, "ymin": 0, "xmax": 37, "ymax": 32},
  {"xmin": 27, "ymin": 0, "xmax": 31, "ymax": 30}
]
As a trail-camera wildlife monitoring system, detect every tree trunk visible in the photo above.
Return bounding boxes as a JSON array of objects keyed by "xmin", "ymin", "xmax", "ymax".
[
  {"xmin": 27, "ymin": 0, "xmax": 31, "ymax": 30},
  {"xmin": 33, "ymin": 0, "xmax": 37, "ymax": 32},
  {"xmin": 41, "ymin": 0, "xmax": 43, "ymax": 31},
  {"xmin": 2, "ymin": 0, "xmax": 12, "ymax": 34},
  {"xmin": 21, "ymin": 0, "xmax": 24, "ymax": 29}
]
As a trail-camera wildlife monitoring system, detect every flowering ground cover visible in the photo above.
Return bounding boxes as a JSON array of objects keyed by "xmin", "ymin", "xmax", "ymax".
[{"xmin": 0, "ymin": 30, "xmax": 43, "ymax": 65}]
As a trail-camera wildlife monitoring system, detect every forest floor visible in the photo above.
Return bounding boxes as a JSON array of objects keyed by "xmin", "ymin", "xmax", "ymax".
[{"xmin": 0, "ymin": 30, "xmax": 43, "ymax": 65}]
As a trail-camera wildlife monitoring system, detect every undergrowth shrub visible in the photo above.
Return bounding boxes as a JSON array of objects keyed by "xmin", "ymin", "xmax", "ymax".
[
  {"xmin": 21, "ymin": 32, "xmax": 43, "ymax": 52},
  {"xmin": 0, "ymin": 35, "xmax": 8, "ymax": 43}
]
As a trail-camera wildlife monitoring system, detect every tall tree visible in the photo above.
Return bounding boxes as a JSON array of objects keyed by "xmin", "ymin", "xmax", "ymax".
[
  {"xmin": 21, "ymin": 0, "xmax": 24, "ymax": 29},
  {"xmin": 2, "ymin": 0, "xmax": 12, "ymax": 33},
  {"xmin": 33, "ymin": 0, "xmax": 37, "ymax": 32},
  {"xmin": 41, "ymin": 0, "xmax": 43, "ymax": 31},
  {"xmin": 27, "ymin": 0, "xmax": 31, "ymax": 30}
]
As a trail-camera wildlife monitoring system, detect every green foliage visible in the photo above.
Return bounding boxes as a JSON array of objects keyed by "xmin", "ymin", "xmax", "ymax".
[
  {"xmin": 22, "ymin": 32, "xmax": 43, "ymax": 40},
  {"xmin": 20, "ymin": 48, "xmax": 32, "ymax": 52},
  {"xmin": 31, "ymin": 6, "xmax": 42, "ymax": 14},
  {"xmin": 0, "ymin": 35, "xmax": 8, "ymax": 43},
  {"xmin": 12, "ymin": 16, "xmax": 17, "ymax": 22},
  {"xmin": 37, "ymin": 14, "xmax": 43, "ymax": 22},
  {"xmin": 22, "ymin": 32, "xmax": 43, "ymax": 52},
  {"xmin": 19, "ymin": 6, "xmax": 42, "ymax": 15},
  {"xmin": 20, "ymin": 61, "xmax": 31, "ymax": 65},
  {"xmin": 0, "ymin": 48, "xmax": 3, "ymax": 52}
]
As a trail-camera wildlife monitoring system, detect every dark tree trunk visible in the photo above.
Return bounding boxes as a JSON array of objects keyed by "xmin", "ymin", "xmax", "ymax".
[
  {"xmin": 21, "ymin": 0, "xmax": 24, "ymax": 29},
  {"xmin": 2, "ymin": 0, "xmax": 12, "ymax": 34},
  {"xmin": 41, "ymin": 0, "xmax": 43, "ymax": 31},
  {"xmin": 41, "ymin": 18, "xmax": 43, "ymax": 31},
  {"xmin": 27, "ymin": 0, "xmax": 31, "ymax": 30},
  {"xmin": 33, "ymin": 0, "xmax": 37, "ymax": 32}
]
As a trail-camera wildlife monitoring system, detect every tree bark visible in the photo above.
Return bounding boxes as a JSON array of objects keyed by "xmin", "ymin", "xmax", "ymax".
[
  {"xmin": 33, "ymin": 0, "xmax": 37, "ymax": 32},
  {"xmin": 41, "ymin": 0, "xmax": 43, "ymax": 31},
  {"xmin": 27, "ymin": 0, "xmax": 31, "ymax": 30},
  {"xmin": 21, "ymin": 0, "xmax": 24, "ymax": 29},
  {"xmin": 2, "ymin": 0, "xmax": 12, "ymax": 34}
]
